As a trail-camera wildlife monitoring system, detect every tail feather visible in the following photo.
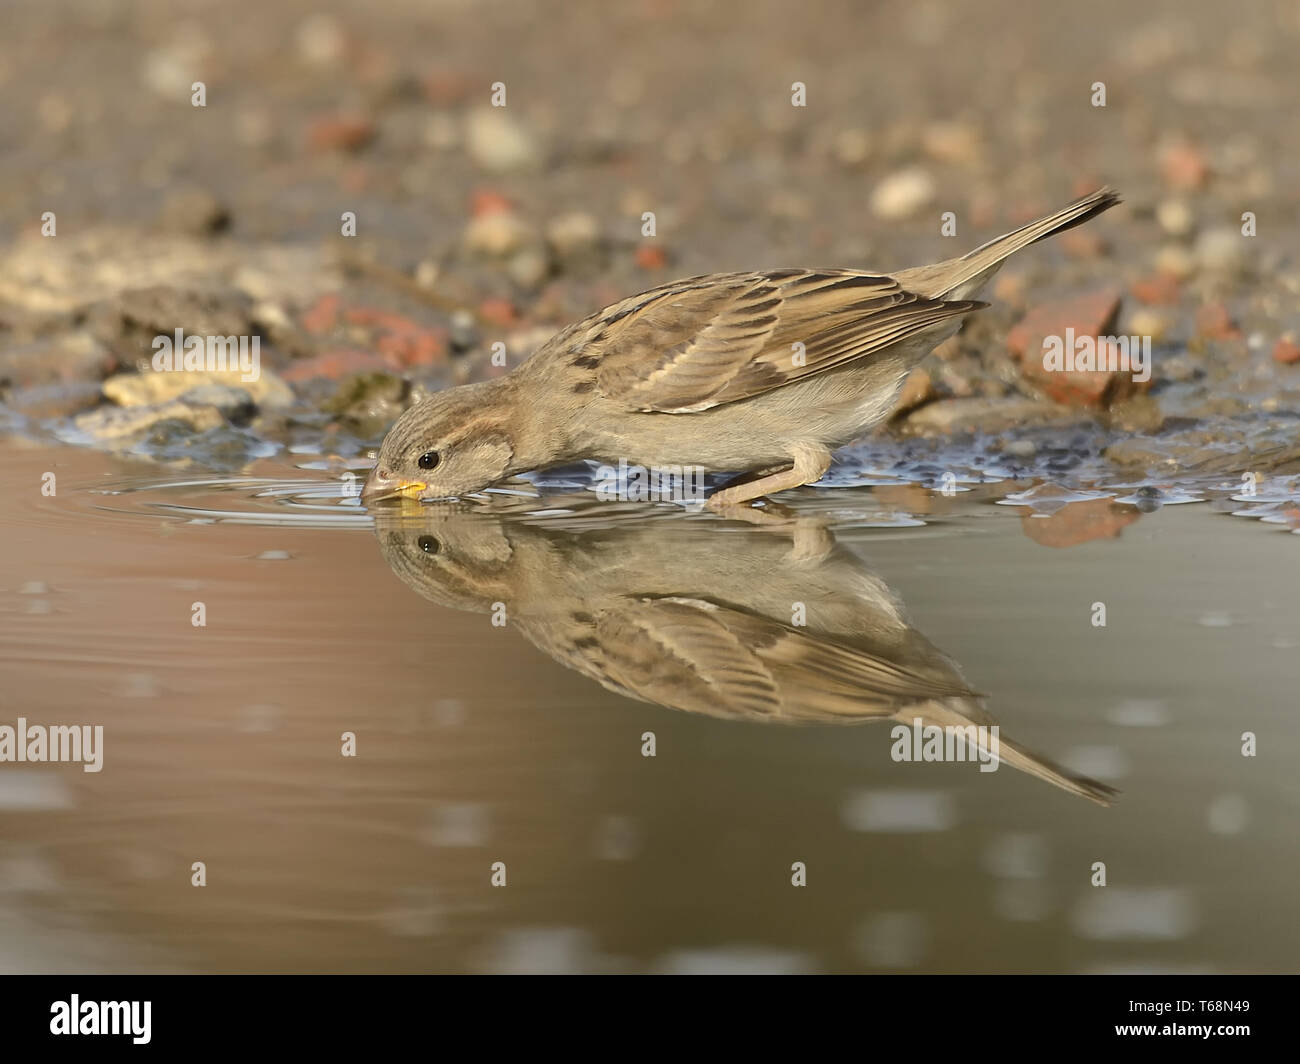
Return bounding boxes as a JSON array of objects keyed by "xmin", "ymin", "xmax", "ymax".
[{"xmin": 897, "ymin": 187, "xmax": 1122, "ymax": 299}]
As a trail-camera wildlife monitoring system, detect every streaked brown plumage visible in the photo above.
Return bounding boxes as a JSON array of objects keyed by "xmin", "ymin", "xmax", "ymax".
[
  {"xmin": 373, "ymin": 499, "xmax": 1117, "ymax": 805},
  {"xmin": 363, "ymin": 188, "xmax": 1121, "ymax": 508}
]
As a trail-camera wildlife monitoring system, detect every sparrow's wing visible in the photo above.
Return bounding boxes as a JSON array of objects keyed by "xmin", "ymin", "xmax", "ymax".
[
  {"xmin": 527, "ymin": 594, "xmax": 979, "ymax": 725},
  {"xmin": 559, "ymin": 269, "xmax": 983, "ymax": 413}
]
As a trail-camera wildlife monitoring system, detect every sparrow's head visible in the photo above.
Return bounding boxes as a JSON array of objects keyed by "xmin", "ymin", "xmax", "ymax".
[{"xmin": 362, "ymin": 383, "xmax": 515, "ymax": 503}]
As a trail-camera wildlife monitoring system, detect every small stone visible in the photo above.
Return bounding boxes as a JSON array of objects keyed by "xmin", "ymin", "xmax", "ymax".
[
  {"xmin": 1001, "ymin": 439, "xmax": 1037, "ymax": 458},
  {"xmin": 635, "ymin": 245, "xmax": 667, "ymax": 271},
  {"xmin": 300, "ymin": 293, "xmax": 341, "ymax": 335},
  {"xmin": 1128, "ymin": 309, "xmax": 1170, "ymax": 343},
  {"xmin": 1006, "ymin": 287, "xmax": 1122, "ymax": 360},
  {"xmin": 477, "ymin": 298, "xmax": 517, "ymax": 328},
  {"xmin": 1271, "ymin": 335, "xmax": 1300, "ymax": 365},
  {"xmin": 256, "ymin": 550, "xmax": 292, "ymax": 561},
  {"xmin": 831, "ymin": 128, "xmax": 872, "ymax": 167},
  {"xmin": 306, "ymin": 114, "xmax": 375, "ymax": 154},
  {"xmin": 1007, "ymin": 286, "xmax": 1136, "ymax": 407},
  {"xmin": 465, "ymin": 108, "xmax": 541, "ymax": 173},
  {"xmin": 1159, "ymin": 139, "xmax": 1210, "ymax": 190},
  {"xmin": 903, "ymin": 397, "xmax": 1079, "ymax": 435},
  {"xmin": 870, "ymin": 168, "xmax": 936, "ymax": 220},
  {"xmin": 546, "ymin": 211, "xmax": 605, "ymax": 270},
  {"xmin": 449, "ymin": 309, "xmax": 478, "ymax": 352},
  {"xmin": 159, "ymin": 187, "xmax": 230, "ymax": 236},
  {"xmin": 891, "ymin": 368, "xmax": 933, "ymax": 415},
  {"xmin": 103, "ymin": 367, "xmax": 293, "ymax": 408},
  {"xmin": 282, "ymin": 348, "xmax": 390, "ymax": 382},
  {"xmin": 1195, "ymin": 227, "xmax": 1246, "ymax": 276},
  {"xmin": 0, "ymin": 333, "xmax": 114, "ymax": 389},
  {"xmin": 321, "ymin": 372, "xmax": 410, "ymax": 433},
  {"xmin": 1194, "ymin": 302, "xmax": 1240, "ymax": 341},
  {"xmin": 1131, "ymin": 273, "xmax": 1181, "ymax": 306},
  {"xmin": 74, "ymin": 400, "xmax": 224, "ymax": 440},
  {"xmin": 18, "ymin": 581, "xmax": 48, "ymax": 595},
  {"xmin": 1154, "ymin": 244, "xmax": 1197, "ymax": 280},
  {"xmin": 1155, "ymin": 198, "xmax": 1195, "ymax": 238},
  {"xmin": 294, "ymin": 14, "xmax": 347, "ymax": 66},
  {"xmin": 462, "ymin": 210, "xmax": 536, "ymax": 258},
  {"xmin": 506, "ymin": 247, "xmax": 550, "ymax": 291},
  {"xmin": 922, "ymin": 121, "xmax": 980, "ymax": 164},
  {"xmin": 179, "ymin": 383, "xmax": 257, "ymax": 425},
  {"xmin": 470, "ymin": 188, "xmax": 514, "ymax": 217}
]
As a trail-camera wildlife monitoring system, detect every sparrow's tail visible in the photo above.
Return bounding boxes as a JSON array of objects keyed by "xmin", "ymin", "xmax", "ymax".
[
  {"xmin": 897, "ymin": 186, "xmax": 1122, "ymax": 300},
  {"xmin": 894, "ymin": 699, "xmax": 1119, "ymax": 806}
]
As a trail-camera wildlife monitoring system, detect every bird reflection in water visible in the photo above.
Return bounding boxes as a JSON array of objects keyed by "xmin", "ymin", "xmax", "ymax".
[{"xmin": 372, "ymin": 499, "xmax": 1115, "ymax": 805}]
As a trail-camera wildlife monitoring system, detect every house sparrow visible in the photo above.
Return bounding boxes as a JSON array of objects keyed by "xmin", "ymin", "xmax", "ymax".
[
  {"xmin": 372, "ymin": 499, "xmax": 1117, "ymax": 804},
  {"xmin": 363, "ymin": 187, "xmax": 1120, "ymax": 509}
]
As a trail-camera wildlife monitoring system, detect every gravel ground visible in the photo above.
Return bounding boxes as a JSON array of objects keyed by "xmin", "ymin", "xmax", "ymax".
[{"xmin": 2, "ymin": 0, "xmax": 1299, "ymax": 488}]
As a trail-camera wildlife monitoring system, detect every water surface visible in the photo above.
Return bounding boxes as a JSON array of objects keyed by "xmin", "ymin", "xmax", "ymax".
[{"xmin": 2, "ymin": 443, "xmax": 1297, "ymax": 973}]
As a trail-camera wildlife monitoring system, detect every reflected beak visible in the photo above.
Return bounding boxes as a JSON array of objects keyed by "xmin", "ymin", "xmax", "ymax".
[{"xmin": 361, "ymin": 469, "xmax": 427, "ymax": 503}]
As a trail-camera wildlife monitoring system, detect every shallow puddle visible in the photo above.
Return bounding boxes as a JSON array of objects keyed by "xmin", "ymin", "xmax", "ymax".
[{"xmin": 1, "ymin": 442, "xmax": 1297, "ymax": 972}]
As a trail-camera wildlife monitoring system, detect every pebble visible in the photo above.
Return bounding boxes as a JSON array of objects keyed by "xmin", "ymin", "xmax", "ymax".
[
  {"xmin": 1272, "ymin": 335, "xmax": 1300, "ymax": 365},
  {"xmin": 1128, "ymin": 309, "xmax": 1170, "ymax": 342},
  {"xmin": 1158, "ymin": 140, "xmax": 1210, "ymax": 189},
  {"xmin": 1130, "ymin": 273, "xmax": 1181, "ymax": 306},
  {"xmin": 1194, "ymin": 302, "xmax": 1240, "ymax": 341},
  {"xmin": 870, "ymin": 168, "xmax": 936, "ymax": 220},
  {"xmin": 1001, "ymin": 439, "xmax": 1038, "ymax": 458},
  {"xmin": 921, "ymin": 121, "xmax": 980, "ymax": 164},
  {"xmin": 904, "ymin": 397, "xmax": 1078, "ymax": 435},
  {"xmin": 506, "ymin": 247, "xmax": 550, "ymax": 291},
  {"xmin": 831, "ymin": 128, "xmax": 871, "ymax": 168},
  {"xmin": 1155, "ymin": 198, "xmax": 1195, "ymax": 238},
  {"xmin": 74, "ymin": 400, "xmax": 225, "ymax": 441},
  {"xmin": 1154, "ymin": 244, "xmax": 1197, "ymax": 281},
  {"xmin": 159, "ymin": 188, "xmax": 230, "ymax": 236},
  {"xmin": 103, "ymin": 367, "xmax": 293, "ymax": 408},
  {"xmin": 545, "ymin": 211, "xmax": 604, "ymax": 268},
  {"xmin": 306, "ymin": 114, "xmax": 375, "ymax": 154},
  {"xmin": 294, "ymin": 14, "xmax": 347, "ymax": 66},
  {"xmin": 1195, "ymin": 227, "xmax": 1246, "ymax": 275},
  {"xmin": 449, "ymin": 309, "xmax": 479, "ymax": 352},
  {"xmin": 465, "ymin": 108, "xmax": 542, "ymax": 173},
  {"xmin": 179, "ymin": 383, "xmax": 257, "ymax": 425},
  {"xmin": 462, "ymin": 210, "xmax": 536, "ymax": 258}
]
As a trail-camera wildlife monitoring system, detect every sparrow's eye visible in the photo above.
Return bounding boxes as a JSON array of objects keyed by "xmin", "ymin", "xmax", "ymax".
[
  {"xmin": 417, "ymin": 535, "xmax": 440, "ymax": 555},
  {"xmin": 417, "ymin": 451, "xmax": 440, "ymax": 470}
]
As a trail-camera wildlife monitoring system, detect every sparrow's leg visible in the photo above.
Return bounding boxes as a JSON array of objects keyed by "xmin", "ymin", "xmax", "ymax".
[{"xmin": 705, "ymin": 443, "xmax": 831, "ymax": 510}]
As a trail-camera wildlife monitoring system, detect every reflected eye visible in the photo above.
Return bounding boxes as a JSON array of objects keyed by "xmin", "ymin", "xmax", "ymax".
[
  {"xmin": 417, "ymin": 451, "xmax": 440, "ymax": 470},
  {"xmin": 417, "ymin": 535, "xmax": 440, "ymax": 555}
]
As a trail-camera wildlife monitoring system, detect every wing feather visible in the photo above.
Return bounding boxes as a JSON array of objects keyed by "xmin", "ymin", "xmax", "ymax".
[{"xmin": 563, "ymin": 269, "xmax": 983, "ymax": 413}]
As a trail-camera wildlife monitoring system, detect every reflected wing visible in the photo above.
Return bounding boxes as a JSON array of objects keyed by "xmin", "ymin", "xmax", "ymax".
[{"xmin": 519, "ymin": 594, "xmax": 979, "ymax": 724}]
